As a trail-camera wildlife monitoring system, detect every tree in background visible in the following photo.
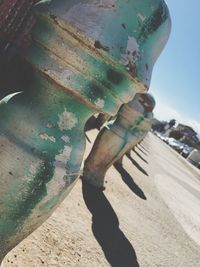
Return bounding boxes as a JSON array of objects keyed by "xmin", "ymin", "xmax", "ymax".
[{"xmin": 169, "ymin": 119, "xmax": 176, "ymax": 128}]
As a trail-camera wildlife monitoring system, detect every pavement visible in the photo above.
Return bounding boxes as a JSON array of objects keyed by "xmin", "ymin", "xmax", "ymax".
[{"xmin": 2, "ymin": 131, "xmax": 200, "ymax": 267}]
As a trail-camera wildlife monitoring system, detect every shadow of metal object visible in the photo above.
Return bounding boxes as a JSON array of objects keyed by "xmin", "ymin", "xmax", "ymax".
[
  {"xmin": 133, "ymin": 149, "xmax": 148, "ymax": 164},
  {"xmin": 82, "ymin": 180, "xmax": 140, "ymax": 267},
  {"xmin": 126, "ymin": 154, "xmax": 149, "ymax": 177},
  {"xmin": 113, "ymin": 162, "xmax": 147, "ymax": 200},
  {"xmin": 139, "ymin": 144, "xmax": 149, "ymax": 154},
  {"xmin": 136, "ymin": 145, "xmax": 148, "ymax": 156}
]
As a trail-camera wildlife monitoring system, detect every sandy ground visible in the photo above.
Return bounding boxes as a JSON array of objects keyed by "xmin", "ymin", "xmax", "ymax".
[{"xmin": 2, "ymin": 131, "xmax": 200, "ymax": 267}]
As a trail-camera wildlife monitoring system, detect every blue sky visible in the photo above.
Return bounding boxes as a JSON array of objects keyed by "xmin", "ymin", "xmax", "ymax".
[{"xmin": 149, "ymin": 0, "xmax": 200, "ymax": 135}]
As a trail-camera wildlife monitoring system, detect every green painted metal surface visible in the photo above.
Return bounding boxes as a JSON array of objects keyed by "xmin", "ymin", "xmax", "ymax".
[{"xmin": 0, "ymin": 71, "xmax": 93, "ymax": 257}]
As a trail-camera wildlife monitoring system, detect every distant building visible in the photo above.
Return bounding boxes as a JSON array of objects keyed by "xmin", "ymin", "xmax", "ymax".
[
  {"xmin": 167, "ymin": 123, "xmax": 200, "ymax": 150},
  {"xmin": 176, "ymin": 124, "xmax": 197, "ymax": 138}
]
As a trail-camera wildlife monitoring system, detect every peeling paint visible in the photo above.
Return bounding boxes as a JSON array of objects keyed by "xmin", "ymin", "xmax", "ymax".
[
  {"xmin": 94, "ymin": 98, "xmax": 105, "ymax": 109},
  {"xmin": 29, "ymin": 160, "xmax": 44, "ymax": 177},
  {"xmin": 61, "ymin": 135, "xmax": 70, "ymax": 143},
  {"xmin": 126, "ymin": 36, "xmax": 140, "ymax": 63},
  {"xmin": 138, "ymin": 13, "xmax": 146, "ymax": 22},
  {"xmin": 46, "ymin": 146, "xmax": 72, "ymax": 197},
  {"xmin": 55, "ymin": 145, "xmax": 72, "ymax": 165},
  {"xmin": 120, "ymin": 36, "xmax": 140, "ymax": 67},
  {"xmin": 39, "ymin": 133, "xmax": 56, "ymax": 143},
  {"xmin": 58, "ymin": 109, "xmax": 78, "ymax": 131},
  {"xmin": 46, "ymin": 123, "xmax": 53, "ymax": 128}
]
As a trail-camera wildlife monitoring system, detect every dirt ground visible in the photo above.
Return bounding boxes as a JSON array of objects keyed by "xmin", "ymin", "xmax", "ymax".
[{"xmin": 2, "ymin": 131, "xmax": 200, "ymax": 267}]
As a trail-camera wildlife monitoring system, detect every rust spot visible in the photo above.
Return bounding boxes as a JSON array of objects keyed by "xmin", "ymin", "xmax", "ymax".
[
  {"xmin": 107, "ymin": 69, "xmax": 124, "ymax": 85},
  {"xmin": 127, "ymin": 62, "xmax": 137, "ymax": 78},
  {"xmin": 94, "ymin": 40, "xmax": 109, "ymax": 52}
]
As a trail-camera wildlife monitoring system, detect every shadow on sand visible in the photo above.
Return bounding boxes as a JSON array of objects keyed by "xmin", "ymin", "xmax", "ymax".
[
  {"xmin": 133, "ymin": 148, "xmax": 148, "ymax": 164},
  {"xmin": 82, "ymin": 180, "xmax": 140, "ymax": 267},
  {"xmin": 113, "ymin": 162, "xmax": 147, "ymax": 200},
  {"xmin": 136, "ymin": 145, "xmax": 148, "ymax": 157},
  {"xmin": 139, "ymin": 144, "xmax": 149, "ymax": 154},
  {"xmin": 126, "ymin": 154, "xmax": 149, "ymax": 177}
]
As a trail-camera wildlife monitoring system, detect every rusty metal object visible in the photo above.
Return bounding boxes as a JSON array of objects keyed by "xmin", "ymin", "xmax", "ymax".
[
  {"xmin": 82, "ymin": 93, "xmax": 155, "ymax": 188},
  {"xmin": 0, "ymin": 0, "xmax": 171, "ymax": 262}
]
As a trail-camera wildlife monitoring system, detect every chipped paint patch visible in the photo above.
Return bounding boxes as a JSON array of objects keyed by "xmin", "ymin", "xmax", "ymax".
[
  {"xmin": 55, "ymin": 146, "xmax": 72, "ymax": 164},
  {"xmin": 46, "ymin": 123, "xmax": 53, "ymax": 128},
  {"xmin": 61, "ymin": 135, "xmax": 70, "ymax": 143},
  {"xmin": 94, "ymin": 98, "xmax": 105, "ymax": 109},
  {"xmin": 58, "ymin": 109, "xmax": 78, "ymax": 131},
  {"xmin": 39, "ymin": 133, "xmax": 56, "ymax": 143},
  {"xmin": 46, "ymin": 146, "xmax": 72, "ymax": 197},
  {"xmin": 126, "ymin": 36, "xmax": 140, "ymax": 62},
  {"xmin": 20, "ymin": 160, "xmax": 44, "ymax": 182},
  {"xmin": 120, "ymin": 36, "xmax": 140, "ymax": 67},
  {"xmin": 29, "ymin": 160, "xmax": 44, "ymax": 176},
  {"xmin": 138, "ymin": 13, "xmax": 146, "ymax": 22}
]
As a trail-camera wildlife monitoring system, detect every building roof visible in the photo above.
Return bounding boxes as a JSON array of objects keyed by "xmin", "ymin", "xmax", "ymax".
[{"xmin": 177, "ymin": 123, "xmax": 197, "ymax": 135}]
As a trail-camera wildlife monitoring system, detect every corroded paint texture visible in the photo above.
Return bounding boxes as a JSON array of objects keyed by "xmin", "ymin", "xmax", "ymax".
[
  {"xmin": 30, "ymin": 0, "xmax": 171, "ymax": 112},
  {"xmin": 0, "ymin": 74, "xmax": 92, "ymax": 259},
  {"xmin": 83, "ymin": 94, "xmax": 155, "ymax": 188},
  {"xmin": 0, "ymin": 0, "xmax": 170, "ymax": 262}
]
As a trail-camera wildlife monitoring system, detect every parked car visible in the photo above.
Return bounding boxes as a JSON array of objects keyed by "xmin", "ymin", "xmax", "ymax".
[
  {"xmin": 154, "ymin": 131, "xmax": 162, "ymax": 138},
  {"xmin": 181, "ymin": 145, "xmax": 193, "ymax": 158},
  {"xmin": 166, "ymin": 138, "xmax": 184, "ymax": 153},
  {"xmin": 154, "ymin": 131, "xmax": 168, "ymax": 142}
]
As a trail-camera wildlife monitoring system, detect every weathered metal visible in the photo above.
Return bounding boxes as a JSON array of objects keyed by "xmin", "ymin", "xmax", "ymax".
[
  {"xmin": 116, "ymin": 94, "xmax": 155, "ymax": 164},
  {"xmin": 0, "ymin": 0, "xmax": 171, "ymax": 262},
  {"xmin": 85, "ymin": 113, "xmax": 110, "ymax": 132},
  {"xmin": 83, "ymin": 93, "xmax": 155, "ymax": 188}
]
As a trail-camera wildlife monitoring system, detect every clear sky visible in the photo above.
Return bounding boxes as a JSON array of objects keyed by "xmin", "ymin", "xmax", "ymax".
[{"xmin": 149, "ymin": 0, "xmax": 200, "ymax": 136}]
